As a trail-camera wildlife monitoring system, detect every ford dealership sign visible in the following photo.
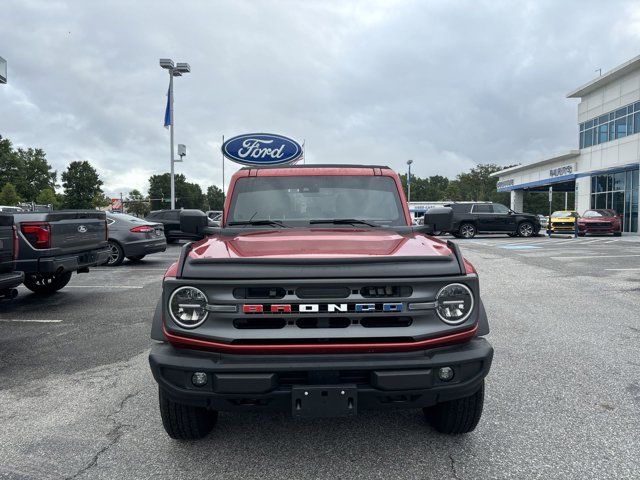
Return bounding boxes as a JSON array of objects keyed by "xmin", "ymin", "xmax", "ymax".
[{"xmin": 222, "ymin": 133, "xmax": 303, "ymax": 166}]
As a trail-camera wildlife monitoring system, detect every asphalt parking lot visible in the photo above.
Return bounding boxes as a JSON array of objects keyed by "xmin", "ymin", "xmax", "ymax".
[{"xmin": 1, "ymin": 235, "xmax": 639, "ymax": 480}]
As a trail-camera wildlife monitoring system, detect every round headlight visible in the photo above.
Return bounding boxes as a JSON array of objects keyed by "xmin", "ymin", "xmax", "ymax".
[
  {"xmin": 435, "ymin": 283, "xmax": 474, "ymax": 325},
  {"xmin": 168, "ymin": 286, "xmax": 209, "ymax": 328}
]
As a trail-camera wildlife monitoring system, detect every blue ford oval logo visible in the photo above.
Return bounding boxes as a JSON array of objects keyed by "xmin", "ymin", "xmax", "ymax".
[{"xmin": 222, "ymin": 133, "xmax": 303, "ymax": 166}]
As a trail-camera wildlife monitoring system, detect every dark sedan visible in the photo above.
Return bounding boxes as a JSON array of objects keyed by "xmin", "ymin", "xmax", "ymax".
[
  {"xmin": 577, "ymin": 209, "xmax": 622, "ymax": 236},
  {"xmin": 105, "ymin": 213, "xmax": 167, "ymax": 266}
]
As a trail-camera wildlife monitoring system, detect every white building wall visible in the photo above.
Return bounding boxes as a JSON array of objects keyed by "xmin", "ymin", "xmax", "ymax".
[{"xmin": 575, "ymin": 176, "xmax": 590, "ymax": 214}]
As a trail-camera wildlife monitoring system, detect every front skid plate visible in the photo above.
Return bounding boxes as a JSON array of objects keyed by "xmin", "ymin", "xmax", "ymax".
[{"xmin": 292, "ymin": 385, "xmax": 357, "ymax": 417}]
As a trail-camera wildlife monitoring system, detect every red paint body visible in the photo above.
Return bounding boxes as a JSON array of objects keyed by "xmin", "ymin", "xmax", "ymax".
[
  {"xmin": 577, "ymin": 212, "xmax": 622, "ymax": 235},
  {"xmin": 163, "ymin": 166, "xmax": 478, "ymax": 354}
]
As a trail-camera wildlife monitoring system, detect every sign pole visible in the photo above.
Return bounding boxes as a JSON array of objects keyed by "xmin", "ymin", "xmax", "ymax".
[{"xmin": 222, "ymin": 134, "xmax": 225, "ymax": 196}]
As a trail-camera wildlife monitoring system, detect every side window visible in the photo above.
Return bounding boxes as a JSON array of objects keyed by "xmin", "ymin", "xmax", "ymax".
[
  {"xmin": 493, "ymin": 204, "xmax": 510, "ymax": 214},
  {"xmin": 449, "ymin": 204, "xmax": 472, "ymax": 213},
  {"xmin": 472, "ymin": 204, "xmax": 493, "ymax": 214},
  {"xmin": 169, "ymin": 211, "xmax": 181, "ymax": 221}
]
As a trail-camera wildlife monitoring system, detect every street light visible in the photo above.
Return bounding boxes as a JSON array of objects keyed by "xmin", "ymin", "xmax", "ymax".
[
  {"xmin": 407, "ymin": 159, "xmax": 413, "ymax": 203},
  {"xmin": 159, "ymin": 58, "xmax": 190, "ymax": 209}
]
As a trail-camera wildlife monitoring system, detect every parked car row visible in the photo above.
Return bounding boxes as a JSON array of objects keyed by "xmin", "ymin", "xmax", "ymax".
[{"xmin": 548, "ymin": 209, "xmax": 622, "ymax": 236}]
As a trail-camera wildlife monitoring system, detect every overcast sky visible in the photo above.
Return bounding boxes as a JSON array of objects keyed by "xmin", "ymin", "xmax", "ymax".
[{"xmin": 1, "ymin": 0, "xmax": 640, "ymax": 198}]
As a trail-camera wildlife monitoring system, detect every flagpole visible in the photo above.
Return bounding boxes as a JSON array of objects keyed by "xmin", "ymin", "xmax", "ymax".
[{"xmin": 222, "ymin": 134, "xmax": 225, "ymax": 196}]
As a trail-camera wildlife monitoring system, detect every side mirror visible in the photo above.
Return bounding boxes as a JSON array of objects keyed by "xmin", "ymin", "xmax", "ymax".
[
  {"xmin": 180, "ymin": 210, "xmax": 208, "ymax": 238},
  {"xmin": 422, "ymin": 207, "xmax": 453, "ymax": 233}
]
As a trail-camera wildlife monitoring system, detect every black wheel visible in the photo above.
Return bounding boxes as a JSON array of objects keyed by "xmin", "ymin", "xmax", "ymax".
[
  {"xmin": 578, "ymin": 232, "xmax": 586, "ymax": 237},
  {"xmin": 614, "ymin": 232, "xmax": 622, "ymax": 237},
  {"xmin": 517, "ymin": 221, "xmax": 534, "ymax": 237},
  {"xmin": 424, "ymin": 382, "xmax": 485, "ymax": 434},
  {"xmin": 159, "ymin": 388, "xmax": 217, "ymax": 440},
  {"xmin": 23, "ymin": 271, "xmax": 73, "ymax": 294},
  {"xmin": 458, "ymin": 223, "xmax": 476, "ymax": 239},
  {"xmin": 106, "ymin": 240, "xmax": 125, "ymax": 266},
  {"xmin": 127, "ymin": 255, "xmax": 146, "ymax": 262},
  {"xmin": 507, "ymin": 232, "xmax": 517, "ymax": 237}
]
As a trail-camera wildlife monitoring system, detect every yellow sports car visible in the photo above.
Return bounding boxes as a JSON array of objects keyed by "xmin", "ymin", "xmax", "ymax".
[{"xmin": 549, "ymin": 210, "xmax": 579, "ymax": 233}]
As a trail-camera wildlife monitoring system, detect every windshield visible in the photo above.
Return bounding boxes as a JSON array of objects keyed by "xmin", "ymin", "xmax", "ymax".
[
  {"xmin": 227, "ymin": 175, "xmax": 406, "ymax": 227},
  {"xmin": 582, "ymin": 210, "xmax": 614, "ymax": 218},
  {"xmin": 551, "ymin": 211, "xmax": 575, "ymax": 218}
]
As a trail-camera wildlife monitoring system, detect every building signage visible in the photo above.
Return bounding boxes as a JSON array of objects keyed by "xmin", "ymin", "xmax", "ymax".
[
  {"xmin": 549, "ymin": 164, "xmax": 575, "ymax": 178},
  {"xmin": 496, "ymin": 179, "xmax": 515, "ymax": 189},
  {"xmin": 222, "ymin": 133, "xmax": 303, "ymax": 166}
]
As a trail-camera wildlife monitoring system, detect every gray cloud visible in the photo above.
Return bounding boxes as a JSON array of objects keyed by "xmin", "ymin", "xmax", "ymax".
[{"xmin": 1, "ymin": 0, "xmax": 639, "ymax": 197}]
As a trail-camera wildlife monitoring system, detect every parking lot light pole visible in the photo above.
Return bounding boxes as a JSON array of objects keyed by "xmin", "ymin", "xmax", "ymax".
[
  {"xmin": 407, "ymin": 159, "xmax": 413, "ymax": 203},
  {"xmin": 159, "ymin": 58, "xmax": 190, "ymax": 210}
]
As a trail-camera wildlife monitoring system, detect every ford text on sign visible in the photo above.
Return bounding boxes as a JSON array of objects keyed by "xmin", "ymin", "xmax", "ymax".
[{"xmin": 222, "ymin": 133, "xmax": 303, "ymax": 166}]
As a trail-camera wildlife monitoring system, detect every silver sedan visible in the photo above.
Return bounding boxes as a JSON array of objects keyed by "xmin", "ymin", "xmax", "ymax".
[{"xmin": 104, "ymin": 213, "xmax": 167, "ymax": 266}]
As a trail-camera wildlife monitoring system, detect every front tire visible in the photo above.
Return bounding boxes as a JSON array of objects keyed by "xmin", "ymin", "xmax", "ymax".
[
  {"xmin": 159, "ymin": 388, "xmax": 218, "ymax": 440},
  {"xmin": 517, "ymin": 221, "xmax": 534, "ymax": 237},
  {"xmin": 23, "ymin": 271, "xmax": 73, "ymax": 294},
  {"xmin": 424, "ymin": 382, "xmax": 485, "ymax": 434},
  {"xmin": 614, "ymin": 231, "xmax": 622, "ymax": 237},
  {"xmin": 106, "ymin": 240, "xmax": 125, "ymax": 266},
  {"xmin": 458, "ymin": 223, "xmax": 476, "ymax": 239}
]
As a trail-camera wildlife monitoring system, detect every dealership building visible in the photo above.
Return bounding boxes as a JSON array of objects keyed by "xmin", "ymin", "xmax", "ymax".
[{"xmin": 492, "ymin": 55, "xmax": 640, "ymax": 234}]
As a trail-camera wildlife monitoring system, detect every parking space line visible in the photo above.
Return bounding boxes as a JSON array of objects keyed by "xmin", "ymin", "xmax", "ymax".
[
  {"xmin": 0, "ymin": 319, "xmax": 63, "ymax": 323},
  {"xmin": 605, "ymin": 268, "xmax": 640, "ymax": 271},
  {"xmin": 551, "ymin": 254, "xmax": 640, "ymax": 260},
  {"xmin": 64, "ymin": 285, "xmax": 145, "ymax": 289}
]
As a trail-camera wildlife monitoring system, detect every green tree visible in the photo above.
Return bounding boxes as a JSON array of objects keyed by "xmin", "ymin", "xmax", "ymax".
[
  {"xmin": 148, "ymin": 173, "xmax": 206, "ymax": 210},
  {"xmin": 0, "ymin": 136, "xmax": 21, "ymax": 190},
  {"xmin": 0, "ymin": 183, "xmax": 22, "ymax": 206},
  {"xmin": 126, "ymin": 189, "xmax": 150, "ymax": 217},
  {"xmin": 35, "ymin": 188, "xmax": 61, "ymax": 209},
  {"xmin": 14, "ymin": 148, "xmax": 57, "ymax": 201},
  {"xmin": 61, "ymin": 161, "xmax": 104, "ymax": 209},
  {"xmin": 206, "ymin": 185, "xmax": 225, "ymax": 210}
]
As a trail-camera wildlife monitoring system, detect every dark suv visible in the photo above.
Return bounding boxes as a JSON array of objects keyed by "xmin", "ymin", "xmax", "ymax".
[
  {"xmin": 444, "ymin": 202, "xmax": 540, "ymax": 239},
  {"xmin": 146, "ymin": 210, "xmax": 207, "ymax": 244}
]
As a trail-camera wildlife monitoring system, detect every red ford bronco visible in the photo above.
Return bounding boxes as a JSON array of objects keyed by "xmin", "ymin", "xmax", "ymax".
[{"xmin": 149, "ymin": 165, "xmax": 493, "ymax": 439}]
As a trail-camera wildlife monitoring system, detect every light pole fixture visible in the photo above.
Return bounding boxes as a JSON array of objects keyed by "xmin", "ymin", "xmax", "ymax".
[
  {"xmin": 407, "ymin": 159, "xmax": 413, "ymax": 203},
  {"xmin": 160, "ymin": 58, "xmax": 190, "ymax": 209}
]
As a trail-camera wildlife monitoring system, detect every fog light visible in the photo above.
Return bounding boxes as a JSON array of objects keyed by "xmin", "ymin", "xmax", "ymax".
[
  {"xmin": 191, "ymin": 372, "xmax": 208, "ymax": 387},
  {"xmin": 438, "ymin": 367, "xmax": 454, "ymax": 382}
]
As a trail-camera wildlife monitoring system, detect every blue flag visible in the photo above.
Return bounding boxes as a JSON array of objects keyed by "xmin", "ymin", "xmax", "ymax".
[{"xmin": 164, "ymin": 87, "xmax": 171, "ymax": 128}]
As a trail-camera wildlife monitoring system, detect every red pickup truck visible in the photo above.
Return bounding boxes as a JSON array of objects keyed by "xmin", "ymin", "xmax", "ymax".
[{"xmin": 149, "ymin": 165, "xmax": 493, "ymax": 439}]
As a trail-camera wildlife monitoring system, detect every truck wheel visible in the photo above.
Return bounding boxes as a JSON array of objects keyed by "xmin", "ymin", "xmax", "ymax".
[
  {"xmin": 614, "ymin": 232, "xmax": 622, "ymax": 237},
  {"xmin": 458, "ymin": 223, "xmax": 476, "ymax": 239},
  {"xmin": 159, "ymin": 388, "xmax": 218, "ymax": 440},
  {"xmin": 23, "ymin": 272, "xmax": 73, "ymax": 294},
  {"xmin": 424, "ymin": 381, "xmax": 484, "ymax": 434},
  {"xmin": 106, "ymin": 240, "xmax": 125, "ymax": 266},
  {"xmin": 127, "ymin": 255, "xmax": 146, "ymax": 262},
  {"xmin": 517, "ymin": 221, "xmax": 534, "ymax": 237}
]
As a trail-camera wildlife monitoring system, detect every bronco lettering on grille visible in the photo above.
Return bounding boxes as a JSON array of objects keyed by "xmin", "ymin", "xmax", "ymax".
[{"xmin": 242, "ymin": 303, "xmax": 403, "ymax": 314}]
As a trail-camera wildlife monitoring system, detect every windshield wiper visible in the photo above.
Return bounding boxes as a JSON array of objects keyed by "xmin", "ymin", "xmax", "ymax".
[
  {"xmin": 309, "ymin": 219, "xmax": 381, "ymax": 227},
  {"xmin": 227, "ymin": 220, "xmax": 291, "ymax": 228}
]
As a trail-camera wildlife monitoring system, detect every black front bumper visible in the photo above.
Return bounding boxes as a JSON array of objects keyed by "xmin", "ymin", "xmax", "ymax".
[{"xmin": 149, "ymin": 338, "xmax": 493, "ymax": 414}]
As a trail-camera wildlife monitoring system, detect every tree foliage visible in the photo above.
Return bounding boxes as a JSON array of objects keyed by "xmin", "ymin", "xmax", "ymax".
[
  {"xmin": 400, "ymin": 164, "xmax": 512, "ymax": 205},
  {"xmin": 0, "ymin": 183, "xmax": 22, "ymax": 206},
  {"xmin": 206, "ymin": 185, "xmax": 225, "ymax": 211},
  {"xmin": 148, "ymin": 173, "xmax": 206, "ymax": 210},
  {"xmin": 0, "ymin": 136, "xmax": 57, "ymax": 202},
  {"xmin": 61, "ymin": 161, "xmax": 104, "ymax": 209},
  {"xmin": 35, "ymin": 188, "xmax": 61, "ymax": 209},
  {"xmin": 126, "ymin": 189, "xmax": 151, "ymax": 217}
]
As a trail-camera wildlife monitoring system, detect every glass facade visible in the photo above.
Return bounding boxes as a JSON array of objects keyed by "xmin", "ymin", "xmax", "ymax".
[
  {"xmin": 579, "ymin": 102, "xmax": 640, "ymax": 149},
  {"xmin": 590, "ymin": 168, "xmax": 639, "ymax": 232}
]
